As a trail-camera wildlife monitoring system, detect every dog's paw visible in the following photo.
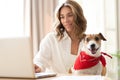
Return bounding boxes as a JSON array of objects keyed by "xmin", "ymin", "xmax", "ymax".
[{"xmin": 101, "ymin": 66, "xmax": 106, "ymax": 76}]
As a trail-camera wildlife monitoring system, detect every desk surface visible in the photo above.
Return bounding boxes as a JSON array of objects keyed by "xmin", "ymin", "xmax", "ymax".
[{"xmin": 0, "ymin": 75, "xmax": 112, "ymax": 80}]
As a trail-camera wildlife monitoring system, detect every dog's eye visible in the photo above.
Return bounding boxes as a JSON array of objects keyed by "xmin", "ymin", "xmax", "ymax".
[
  {"xmin": 95, "ymin": 37, "xmax": 99, "ymax": 41},
  {"xmin": 86, "ymin": 38, "xmax": 90, "ymax": 42}
]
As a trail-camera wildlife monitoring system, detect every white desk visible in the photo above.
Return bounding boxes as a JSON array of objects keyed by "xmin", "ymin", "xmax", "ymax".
[
  {"xmin": 42, "ymin": 74, "xmax": 112, "ymax": 80},
  {"xmin": 0, "ymin": 74, "xmax": 112, "ymax": 80}
]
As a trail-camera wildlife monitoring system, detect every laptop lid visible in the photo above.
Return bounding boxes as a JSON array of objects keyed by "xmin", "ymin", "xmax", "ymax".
[{"xmin": 0, "ymin": 37, "xmax": 35, "ymax": 78}]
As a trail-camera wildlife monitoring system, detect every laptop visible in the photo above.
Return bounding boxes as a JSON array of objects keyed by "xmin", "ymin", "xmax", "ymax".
[{"xmin": 0, "ymin": 37, "xmax": 56, "ymax": 78}]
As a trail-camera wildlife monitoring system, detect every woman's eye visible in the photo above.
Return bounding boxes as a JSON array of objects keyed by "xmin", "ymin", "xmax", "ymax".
[
  {"xmin": 60, "ymin": 16, "xmax": 64, "ymax": 19},
  {"xmin": 68, "ymin": 14, "xmax": 73, "ymax": 17}
]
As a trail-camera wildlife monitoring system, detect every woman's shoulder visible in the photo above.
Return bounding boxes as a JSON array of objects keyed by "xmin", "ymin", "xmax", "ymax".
[
  {"xmin": 43, "ymin": 31, "xmax": 57, "ymax": 41},
  {"xmin": 45, "ymin": 31, "xmax": 57, "ymax": 38}
]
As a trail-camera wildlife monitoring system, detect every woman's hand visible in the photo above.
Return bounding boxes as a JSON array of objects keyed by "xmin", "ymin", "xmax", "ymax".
[{"xmin": 34, "ymin": 64, "xmax": 41, "ymax": 73}]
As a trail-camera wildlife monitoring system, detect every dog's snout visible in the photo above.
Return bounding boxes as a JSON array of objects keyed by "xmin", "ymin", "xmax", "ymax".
[{"xmin": 91, "ymin": 44, "xmax": 95, "ymax": 48}]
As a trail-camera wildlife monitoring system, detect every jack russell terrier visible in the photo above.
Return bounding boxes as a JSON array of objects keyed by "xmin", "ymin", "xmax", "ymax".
[{"xmin": 71, "ymin": 33, "xmax": 112, "ymax": 76}]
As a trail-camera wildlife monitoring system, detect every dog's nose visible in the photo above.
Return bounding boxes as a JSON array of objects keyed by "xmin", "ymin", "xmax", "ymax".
[{"xmin": 90, "ymin": 44, "xmax": 95, "ymax": 49}]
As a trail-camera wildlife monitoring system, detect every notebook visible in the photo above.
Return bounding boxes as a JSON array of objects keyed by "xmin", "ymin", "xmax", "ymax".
[{"xmin": 0, "ymin": 37, "xmax": 56, "ymax": 78}]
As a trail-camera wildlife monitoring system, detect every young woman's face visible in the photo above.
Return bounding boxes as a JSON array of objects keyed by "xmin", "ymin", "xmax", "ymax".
[{"xmin": 60, "ymin": 6, "xmax": 74, "ymax": 33}]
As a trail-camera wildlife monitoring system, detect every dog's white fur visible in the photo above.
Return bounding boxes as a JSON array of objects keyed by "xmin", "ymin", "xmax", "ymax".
[{"xmin": 72, "ymin": 33, "xmax": 106, "ymax": 75}]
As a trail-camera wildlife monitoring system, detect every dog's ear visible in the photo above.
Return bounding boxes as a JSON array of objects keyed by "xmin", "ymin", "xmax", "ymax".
[
  {"xmin": 99, "ymin": 33, "xmax": 107, "ymax": 41},
  {"xmin": 82, "ymin": 34, "xmax": 86, "ymax": 39}
]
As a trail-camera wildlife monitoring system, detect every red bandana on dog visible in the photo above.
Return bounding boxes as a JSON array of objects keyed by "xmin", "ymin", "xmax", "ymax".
[{"xmin": 74, "ymin": 51, "xmax": 112, "ymax": 70}]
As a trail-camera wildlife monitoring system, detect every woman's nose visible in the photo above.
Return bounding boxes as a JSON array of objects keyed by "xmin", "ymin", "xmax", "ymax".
[{"xmin": 64, "ymin": 17, "xmax": 69, "ymax": 22}]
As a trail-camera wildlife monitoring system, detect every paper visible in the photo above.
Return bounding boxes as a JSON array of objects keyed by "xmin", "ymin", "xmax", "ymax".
[{"xmin": 52, "ymin": 75, "xmax": 103, "ymax": 80}]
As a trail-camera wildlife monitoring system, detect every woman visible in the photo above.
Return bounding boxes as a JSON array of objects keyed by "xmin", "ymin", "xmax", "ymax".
[{"xmin": 34, "ymin": 0, "xmax": 87, "ymax": 74}]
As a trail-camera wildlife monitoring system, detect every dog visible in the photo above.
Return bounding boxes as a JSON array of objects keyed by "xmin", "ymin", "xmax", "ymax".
[{"xmin": 71, "ymin": 33, "xmax": 112, "ymax": 76}]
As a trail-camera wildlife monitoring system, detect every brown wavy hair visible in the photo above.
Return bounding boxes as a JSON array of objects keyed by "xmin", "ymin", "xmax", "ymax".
[{"xmin": 54, "ymin": 0, "xmax": 87, "ymax": 40}]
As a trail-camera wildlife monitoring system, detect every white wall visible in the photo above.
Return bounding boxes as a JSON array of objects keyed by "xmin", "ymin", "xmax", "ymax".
[
  {"xmin": 118, "ymin": 0, "xmax": 120, "ymax": 50},
  {"xmin": 103, "ymin": 0, "xmax": 118, "ymax": 80}
]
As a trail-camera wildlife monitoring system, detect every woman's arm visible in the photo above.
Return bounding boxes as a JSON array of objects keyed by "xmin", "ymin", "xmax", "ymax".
[{"xmin": 33, "ymin": 33, "xmax": 53, "ymax": 72}]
